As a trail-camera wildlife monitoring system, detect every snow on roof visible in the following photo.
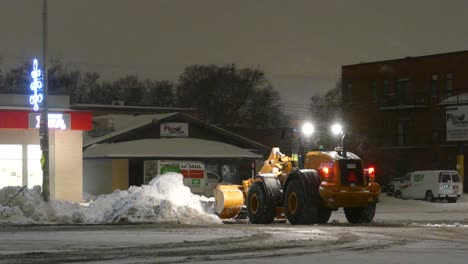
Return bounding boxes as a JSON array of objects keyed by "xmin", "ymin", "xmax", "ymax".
[
  {"xmin": 84, "ymin": 138, "xmax": 263, "ymax": 159},
  {"xmin": 84, "ymin": 113, "xmax": 177, "ymax": 147},
  {"xmin": 439, "ymin": 93, "xmax": 468, "ymax": 105}
]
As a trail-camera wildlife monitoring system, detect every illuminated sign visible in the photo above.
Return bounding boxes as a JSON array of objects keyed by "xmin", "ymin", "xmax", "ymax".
[
  {"xmin": 446, "ymin": 105, "xmax": 468, "ymax": 141},
  {"xmin": 28, "ymin": 113, "xmax": 71, "ymax": 130},
  {"xmin": 29, "ymin": 59, "xmax": 43, "ymax": 111}
]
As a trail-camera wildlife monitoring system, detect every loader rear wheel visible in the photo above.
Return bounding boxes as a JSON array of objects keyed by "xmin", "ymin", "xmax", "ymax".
[
  {"xmin": 344, "ymin": 202, "xmax": 376, "ymax": 224},
  {"xmin": 284, "ymin": 178, "xmax": 319, "ymax": 225},
  {"xmin": 247, "ymin": 182, "xmax": 275, "ymax": 224}
]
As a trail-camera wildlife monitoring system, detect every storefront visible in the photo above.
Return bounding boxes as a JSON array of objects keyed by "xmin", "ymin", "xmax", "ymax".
[
  {"xmin": 82, "ymin": 112, "xmax": 268, "ymax": 197},
  {"xmin": 0, "ymin": 94, "xmax": 92, "ymax": 202}
]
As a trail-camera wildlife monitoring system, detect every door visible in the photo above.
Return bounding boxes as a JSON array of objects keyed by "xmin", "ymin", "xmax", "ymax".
[
  {"xmin": 439, "ymin": 172, "xmax": 452, "ymax": 197},
  {"xmin": 128, "ymin": 159, "xmax": 144, "ymax": 187},
  {"xmin": 408, "ymin": 173, "xmax": 425, "ymax": 199},
  {"xmin": 204, "ymin": 171, "xmax": 222, "ymax": 197},
  {"xmin": 451, "ymin": 172, "xmax": 463, "ymax": 194},
  {"xmin": 398, "ymin": 173, "xmax": 412, "ymax": 198}
]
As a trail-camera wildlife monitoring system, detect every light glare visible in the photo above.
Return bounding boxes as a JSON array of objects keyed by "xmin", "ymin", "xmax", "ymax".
[
  {"xmin": 331, "ymin": 123, "xmax": 343, "ymax": 135},
  {"xmin": 301, "ymin": 122, "xmax": 314, "ymax": 136}
]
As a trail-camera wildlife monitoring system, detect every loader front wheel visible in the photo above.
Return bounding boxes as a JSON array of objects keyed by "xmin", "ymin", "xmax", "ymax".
[
  {"xmin": 344, "ymin": 202, "xmax": 376, "ymax": 224},
  {"xmin": 284, "ymin": 178, "xmax": 319, "ymax": 225},
  {"xmin": 318, "ymin": 208, "xmax": 332, "ymax": 224},
  {"xmin": 247, "ymin": 182, "xmax": 275, "ymax": 224}
]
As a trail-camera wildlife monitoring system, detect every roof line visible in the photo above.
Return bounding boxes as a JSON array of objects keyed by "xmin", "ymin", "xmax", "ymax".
[
  {"xmin": 171, "ymin": 113, "xmax": 270, "ymax": 151},
  {"xmin": 71, "ymin": 104, "xmax": 197, "ymax": 112},
  {"xmin": 342, "ymin": 50, "xmax": 468, "ymax": 68},
  {"xmin": 83, "ymin": 113, "xmax": 178, "ymax": 147},
  {"xmin": 83, "ymin": 112, "xmax": 269, "ymax": 151}
]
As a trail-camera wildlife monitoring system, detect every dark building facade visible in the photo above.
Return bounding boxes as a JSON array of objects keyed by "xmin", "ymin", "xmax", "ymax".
[{"xmin": 342, "ymin": 51, "xmax": 468, "ymax": 191}]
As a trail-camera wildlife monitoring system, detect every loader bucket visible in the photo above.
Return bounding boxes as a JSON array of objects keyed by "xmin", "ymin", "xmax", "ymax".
[{"xmin": 214, "ymin": 184, "xmax": 245, "ymax": 219}]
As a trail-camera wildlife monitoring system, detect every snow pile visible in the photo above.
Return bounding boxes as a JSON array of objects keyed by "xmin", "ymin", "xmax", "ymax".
[
  {"xmin": 424, "ymin": 223, "xmax": 468, "ymax": 228},
  {"xmin": 0, "ymin": 173, "xmax": 221, "ymax": 225},
  {"xmin": 0, "ymin": 186, "xmax": 56, "ymax": 224}
]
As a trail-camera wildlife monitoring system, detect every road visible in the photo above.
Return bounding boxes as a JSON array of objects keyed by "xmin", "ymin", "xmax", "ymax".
[{"xmin": 1, "ymin": 217, "xmax": 468, "ymax": 264}]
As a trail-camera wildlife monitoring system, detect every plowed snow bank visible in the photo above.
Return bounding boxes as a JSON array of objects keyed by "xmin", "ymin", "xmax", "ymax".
[{"xmin": 0, "ymin": 173, "xmax": 221, "ymax": 225}]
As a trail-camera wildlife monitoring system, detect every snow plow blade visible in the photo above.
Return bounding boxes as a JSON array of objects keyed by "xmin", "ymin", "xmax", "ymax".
[{"xmin": 214, "ymin": 185, "xmax": 245, "ymax": 219}]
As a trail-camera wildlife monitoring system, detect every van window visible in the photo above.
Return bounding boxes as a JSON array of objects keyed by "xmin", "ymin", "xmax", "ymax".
[
  {"xmin": 439, "ymin": 173, "xmax": 451, "ymax": 183},
  {"xmin": 207, "ymin": 171, "xmax": 221, "ymax": 181},
  {"xmin": 403, "ymin": 173, "xmax": 411, "ymax": 182},
  {"xmin": 413, "ymin": 174, "xmax": 424, "ymax": 182},
  {"xmin": 452, "ymin": 173, "xmax": 460, "ymax": 182}
]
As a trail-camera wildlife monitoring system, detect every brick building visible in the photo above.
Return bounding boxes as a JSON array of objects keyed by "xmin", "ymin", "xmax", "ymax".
[{"xmin": 341, "ymin": 51, "xmax": 468, "ymax": 191}]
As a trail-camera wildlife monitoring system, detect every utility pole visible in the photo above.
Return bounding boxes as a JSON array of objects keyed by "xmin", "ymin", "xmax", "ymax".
[{"xmin": 41, "ymin": 0, "xmax": 50, "ymax": 202}]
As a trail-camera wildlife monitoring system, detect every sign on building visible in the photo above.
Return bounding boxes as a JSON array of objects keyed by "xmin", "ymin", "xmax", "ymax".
[
  {"xmin": 28, "ymin": 113, "xmax": 71, "ymax": 130},
  {"xmin": 446, "ymin": 105, "xmax": 468, "ymax": 141},
  {"xmin": 160, "ymin": 122, "xmax": 188, "ymax": 137}
]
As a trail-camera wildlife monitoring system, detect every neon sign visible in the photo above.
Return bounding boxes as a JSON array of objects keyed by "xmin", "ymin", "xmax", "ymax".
[
  {"xmin": 29, "ymin": 59, "xmax": 43, "ymax": 111},
  {"xmin": 35, "ymin": 114, "xmax": 67, "ymax": 130}
]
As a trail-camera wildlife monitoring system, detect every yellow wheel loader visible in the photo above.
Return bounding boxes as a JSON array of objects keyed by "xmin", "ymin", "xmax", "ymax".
[{"xmin": 215, "ymin": 147, "xmax": 381, "ymax": 224}]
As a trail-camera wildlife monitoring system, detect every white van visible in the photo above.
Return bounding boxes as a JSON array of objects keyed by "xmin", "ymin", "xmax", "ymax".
[{"xmin": 392, "ymin": 170, "xmax": 463, "ymax": 203}]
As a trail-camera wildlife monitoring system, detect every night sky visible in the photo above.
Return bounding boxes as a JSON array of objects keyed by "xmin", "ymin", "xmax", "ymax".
[{"xmin": 1, "ymin": 0, "xmax": 468, "ymax": 116}]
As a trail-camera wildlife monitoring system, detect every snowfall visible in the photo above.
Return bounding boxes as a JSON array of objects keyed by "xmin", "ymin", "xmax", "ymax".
[{"xmin": 0, "ymin": 172, "xmax": 467, "ymax": 226}]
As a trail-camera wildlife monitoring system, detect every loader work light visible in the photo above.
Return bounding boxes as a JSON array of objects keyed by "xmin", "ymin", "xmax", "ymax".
[
  {"xmin": 301, "ymin": 122, "xmax": 314, "ymax": 136},
  {"xmin": 331, "ymin": 123, "xmax": 343, "ymax": 135}
]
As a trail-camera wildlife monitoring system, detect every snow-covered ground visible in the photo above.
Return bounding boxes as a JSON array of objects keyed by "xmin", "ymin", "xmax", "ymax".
[
  {"xmin": 1, "ymin": 178, "xmax": 468, "ymax": 264},
  {"xmin": 0, "ymin": 173, "xmax": 467, "ymax": 226},
  {"xmin": 0, "ymin": 172, "xmax": 220, "ymax": 225}
]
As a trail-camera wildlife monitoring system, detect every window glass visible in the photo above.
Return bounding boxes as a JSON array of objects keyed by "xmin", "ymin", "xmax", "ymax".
[
  {"xmin": 431, "ymin": 74, "xmax": 439, "ymax": 96},
  {"xmin": 0, "ymin": 144, "xmax": 22, "ymax": 189},
  {"xmin": 27, "ymin": 145, "xmax": 42, "ymax": 188},
  {"xmin": 440, "ymin": 173, "xmax": 451, "ymax": 183},
  {"xmin": 397, "ymin": 119, "xmax": 409, "ymax": 146},
  {"xmin": 446, "ymin": 73, "xmax": 453, "ymax": 96},
  {"xmin": 396, "ymin": 78, "xmax": 409, "ymax": 104},
  {"xmin": 403, "ymin": 173, "xmax": 411, "ymax": 181},
  {"xmin": 452, "ymin": 173, "xmax": 460, "ymax": 182},
  {"xmin": 371, "ymin": 81, "xmax": 378, "ymax": 102},
  {"xmin": 207, "ymin": 171, "xmax": 222, "ymax": 182},
  {"xmin": 221, "ymin": 164, "xmax": 237, "ymax": 184}
]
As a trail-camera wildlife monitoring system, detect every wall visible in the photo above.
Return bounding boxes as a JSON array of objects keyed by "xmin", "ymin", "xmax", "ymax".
[
  {"xmin": 50, "ymin": 130, "xmax": 83, "ymax": 202},
  {"xmin": 111, "ymin": 159, "xmax": 129, "ymax": 191},
  {"xmin": 83, "ymin": 159, "xmax": 112, "ymax": 195}
]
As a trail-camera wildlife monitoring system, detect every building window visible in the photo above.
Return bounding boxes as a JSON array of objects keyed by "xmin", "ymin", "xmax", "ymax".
[
  {"xmin": 371, "ymin": 81, "xmax": 378, "ymax": 102},
  {"xmin": 397, "ymin": 119, "xmax": 409, "ymax": 146},
  {"xmin": 0, "ymin": 144, "xmax": 22, "ymax": 189},
  {"xmin": 27, "ymin": 145, "xmax": 42, "ymax": 188},
  {"xmin": 446, "ymin": 73, "xmax": 453, "ymax": 96},
  {"xmin": 431, "ymin": 74, "xmax": 439, "ymax": 97},
  {"xmin": 396, "ymin": 78, "xmax": 409, "ymax": 104},
  {"xmin": 347, "ymin": 83, "xmax": 352, "ymax": 98},
  {"xmin": 383, "ymin": 80, "xmax": 389, "ymax": 95}
]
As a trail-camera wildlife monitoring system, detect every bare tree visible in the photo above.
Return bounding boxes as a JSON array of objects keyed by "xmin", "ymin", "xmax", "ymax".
[
  {"xmin": 144, "ymin": 80, "xmax": 175, "ymax": 107},
  {"xmin": 177, "ymin": 64, "xmax": 284, "ymax": 126}
]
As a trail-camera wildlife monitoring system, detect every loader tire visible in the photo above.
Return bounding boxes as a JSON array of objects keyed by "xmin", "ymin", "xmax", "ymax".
[
  {"xmin": 247, "ymin": 182, "xmax": 275, "ymax": 224},
  {"xmin": 284, "ymin": 178, "xmax": 319, "ymax": 225},
  {"xmin": 344, "ymin": 202, "xmax": 376, "ymax": 224},
  {"xmin": 318, "ymin": 208, "xmax": 332, "ymax": 224}
]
